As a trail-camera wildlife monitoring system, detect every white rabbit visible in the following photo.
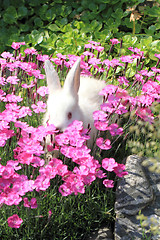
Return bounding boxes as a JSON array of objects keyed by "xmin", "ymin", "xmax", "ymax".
[{"xmin": 43, "ymin": 58, "xmax": 106, "ymax": 148}]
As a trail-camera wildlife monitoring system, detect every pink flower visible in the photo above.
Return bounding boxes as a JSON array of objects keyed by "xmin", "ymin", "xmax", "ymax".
[
  {"xmin": 107, "ymin": 124, "xmax": 123, "ymax": 136},
  {"xmin": 151, "ymin": 67, "xmax": 160, "ymax": 73},
  {"xmin": 102, "ymin": 158, "xmax": 118, "ymax": 171},
  {"xmin": 99, "ymin": 85, "xmax": 118, "ymax": 97},
  {"xmin": 57, "ymin": 164, "xmax": 68, "ymax": 177},
  {"xmin": 59, "ymin": 184, "xmax": 72, "ymax": 196},
  {"xmin": 155, "ymin": 53, "xmax": 160, "ymax": 59},
  {"xmin": 120, "ymin": 55, "xmax": 133, "ymax": 63},
  {"xmin": 84, "ymin": 43, "xmax": 93, "ymax": 49},
  {"xmin": 110, "ymin": 59, "xmax": 124, "ymax": 68},
  {"xmin": 138, "ymin": 70, "xmax": 154, "ymax": 77},
  {"xmin": 142, "ymin": 80, "xmax": 160, "ymax": 95},
  {"xmin": 82, "ymin": 173, "xmax": 96, "ymax": 185},
  {"xmin": 135, "ymin": 74, "xmax": 144, "ymax": 84},
  {"xmin": 114, "ymin": 163, "xmax": 128, "ymax": 177},
  {"xmin": 1, "ymin": 52, "xmax": 13, "ymax": 59},
  {"xmin": 93, "ymin": 110, "xmax": 107, "ymax": 121},
  {"xmin": 11, "ymin": 42, "xmax": 25, "ymax": 50},
  {"xmin": 56, "ymin": 53, "xmax": 66, "ymax": 60},
  {"xmin": 24, "ymin": 48, "xmax": 38, "ymax": 55},
  {"xmin": 88, "ymin": 58, "xmax": 102, "ymax": 67},
  {"xmin": 135, "ymin": 107, "xmax": 154, "ymax": 123},
  {"xmin": 93, "ymin": 45, "xmax": 104, "ymax": 52},
  {"xmin": 0, "ymin": 77, "xmax": 7, "ymax": 86},
  {"xmin": 88, "ymin": 40, "xmax": 100, "ymax": 45},
  {"xmin": 8, "ymin": 214, "xmax": 23, "ymax": 228},
  {"xmin": 4, "ymin": 94, "xmax": 23, "ymax": 103},
  {"xmin": 2, "ymin": 166, "xmax": 15, "ymax": 179},
  {"xmin": 51, "ymin": 58, "xmax": 62, "ymax": 66},
  {"xmin": 6, "ymin": 76, "xmax": 19, "ymax": 85},
  {"xmin": 103, "ymin": 179, "xmax": 114, "ymax": 188},
  {"xmin": 83, "ymin": 51, "xmax": 95, "ymax": 57},
  {"xmin": 37, "ymin": 54, "xmax": 49, "ymax": 62},
  {"xmin": 0, "ymin": 129, "xmax": 15, "ymax": 147},
  {"xmin": 136, "ymin": 95, "xmax": 154, "ymax": 107},
  {"xmin": 23, "ymin": 197, "xmax": 38, "ymax": 209},
  {"xmin": 31, "ymin": 156, "xmax": 45, "ymax": 167},
  {"xmin": 96, "ymin": 137, "xmax": 112, "ymax": 150},
  {"xmin": 128, "ymin": 47, "xmax": 144, "ymax": 58},
  {"xmin": 37, "ymin": 86, "xmax": 49, "ymax": 96},
  {"xmin": 48, "ymin": 210, "xmax": 52, "ymax": 219},
  {"xmin": 21, "ymin": 81, "xmax": 35, "ymax": 89},
  {"xmin": 117, "ymin": 76, "xmax": 129, "ymax": 86},
  {"xmin": 34, "ymin": 175, "xmax": 50, "ymax": 191},
  {"xmin": 31, "ymin": 101, "xmax": 46, "ymax": 113},
  {"xmin": 110, "ymin": 38, "xmax": 120, "ymax": 45},
  {"xmin": 100, "ymin": 102, "xmax": 115, "ymax": 114},
  {"xmin": 17, "ymin": 106, "xmax": 32, "ymax": 118},
  {"xmin": 94, "ymin": 120, "xmax": 109, "ymax": 131}
]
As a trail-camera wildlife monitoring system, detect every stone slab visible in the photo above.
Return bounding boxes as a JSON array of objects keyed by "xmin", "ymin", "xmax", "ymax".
[{"xmin": 114, "ymin": 155, "xmax": 160, "ymax": 240}]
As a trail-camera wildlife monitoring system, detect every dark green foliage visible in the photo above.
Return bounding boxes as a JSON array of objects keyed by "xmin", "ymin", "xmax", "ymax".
[{"xmin": 0, "ymin": 0, "xmax": 160, "ymax": 54}]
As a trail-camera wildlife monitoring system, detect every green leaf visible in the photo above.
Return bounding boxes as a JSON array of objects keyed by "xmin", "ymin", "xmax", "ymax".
[
  {"xmin": 111, "ymin": 8, "xmax": 123, "ymax": 19},
  {"xmin": 18, "ymin": 6, "xmax": 28, "ymax": 18},
  {"xmin": 88, "ymin": 3, "xmax": 98, "ymax": 12},
  {"xmin": 58, "ymin": 18, "xmax": 68, "ymax": 26},
  {"xmin": 94, "ymin": 29, "xmax": 112, "ymax": 41},
  {"xmin": 34, "ymin": 17, "xmax": 43, "ymax": 27},
  {"xmin": 61, "ymin": 24, "xmax": 73, "ymax": 33},
  {"xmin": 140, "ymin": 36, "xmax": 153, "ymax": 47},
  {"xmin": 146, "ymin": 6, "xmax": 160, "ymax": 17},
  {"xmin": 29, "ymin": 30, "xmax": 44, "ymax": 46},
  {"xmin": 46, "ymin": 8, "xmax": 56, "ymax": 21},
  {"xmin": 20, "ymin": 23, "xmax": 30, "ymax": 32},
  {"xmin": 56, "ymin": 39, "xmax": 64, "ymax": 48},
  {"xmin": 99, "ymin": 4, "xmax": 107, "ymax": 12},
  {"xmin": 145, "ymin": 25, "xmax": 156, "ymax": 35},
  {"xmin": 81, "ymin": 11, "xmax": 93, "ymax": 21},
  {"xmin": 90, "ymin": 20, "xmax": 102, "ymax": 31},
  {"xmin": 54, "ymin": 0, "xmax": 63, "ymax": 3},
  {"xmin": 125, "ymin": 67, "xmax": 136, "ymax": 78},
  {"xmin": 40, "ymin": 33, "xmax": 57, "ymax": 50},
  {"xmin": 151, "ymin": 40, "xmax": 160, "ymax": 52},
  {"xmin": 38, "ymin": 4, "xmax": 48, "ymax": 20},
  {"xmin": 77, "ymin": 7, "xmax": 83, "ymax": 13},
  {"xmin": 2, "ymin": 0, "xmax": 10, "ymax": 9},
  {"xmin": 155, "ymin": 22, "xmax": 160, "ymax": 30},
  {"xmin": 28, "ymin": 0, "xmax": 41, "ymax": 6},
  {"xmin": 63, "ymin": 6, "xmax": 72, "ymax": 17},
  {"xmin": 48, "ymin": 24, "xmax": 60, "ymax": 32},
  {"xmin": 3, "ymin": 6, "xmax": 17, "ymax": 24},
  {"xmin": 149, "ymin": 51, "xmax": 159, "ymax": 61},
  {"xmin": 55, "ymin": 5, "xmax": 65, "ymax": 16}
]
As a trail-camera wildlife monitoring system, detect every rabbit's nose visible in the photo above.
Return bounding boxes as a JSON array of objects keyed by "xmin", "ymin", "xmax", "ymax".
[{"xmin": 56, "ymin": 127, "xmax": 63, "ymax": 133}]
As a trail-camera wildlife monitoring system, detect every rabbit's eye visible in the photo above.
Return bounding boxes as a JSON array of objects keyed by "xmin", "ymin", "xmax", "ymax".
[{"xmin": 67, "ymin": 112, "xmax": 72, "ymax": 120}]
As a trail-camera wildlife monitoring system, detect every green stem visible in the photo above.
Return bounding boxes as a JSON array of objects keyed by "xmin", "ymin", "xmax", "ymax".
[{"xmin": 133, "ymin": 21, "xmax": 135, "ymax": 35}]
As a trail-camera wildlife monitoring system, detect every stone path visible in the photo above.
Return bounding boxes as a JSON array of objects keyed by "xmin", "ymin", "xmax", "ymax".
[
  {"xmin": 115, "ymin": 155, "xmax": 160, "ymax": 240},
  {"xmin": 89, "ymin": 155, "xmax": 160, "ymax": 240}
]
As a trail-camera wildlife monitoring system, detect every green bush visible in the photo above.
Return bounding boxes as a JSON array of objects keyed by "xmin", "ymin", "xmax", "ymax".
[{"xmin": 0, "ymin": 0, "xmax": 160, "ymax": 54}]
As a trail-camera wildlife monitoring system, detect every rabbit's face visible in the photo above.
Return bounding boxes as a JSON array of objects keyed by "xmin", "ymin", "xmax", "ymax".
[
  {"xmin": 47, "ymin": 89, "xmax": 83, "ymax": 131},
  {"xmin": 44, "ymin": 58, "xmax": 83, "ymax": 131}
]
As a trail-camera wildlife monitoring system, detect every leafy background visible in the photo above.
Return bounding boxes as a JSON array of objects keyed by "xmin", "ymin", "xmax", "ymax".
[{"xmin": 0, "ymin": 0, "xmax": 160, "ymax": 55}]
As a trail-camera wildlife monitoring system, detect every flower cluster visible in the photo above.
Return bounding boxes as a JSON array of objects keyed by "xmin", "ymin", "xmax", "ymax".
[{"xmin": 0, "ymin": 39, "xmax": 159, "ymax": 228}]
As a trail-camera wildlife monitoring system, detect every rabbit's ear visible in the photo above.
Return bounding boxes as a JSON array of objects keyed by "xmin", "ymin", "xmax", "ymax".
[
  {"xmin": 63, "ymin": 58, "xmax": 81, "ymax": 95},
  {"xmin": 44, "ymin": 60, "xmax": 61, "ymax": 93}
]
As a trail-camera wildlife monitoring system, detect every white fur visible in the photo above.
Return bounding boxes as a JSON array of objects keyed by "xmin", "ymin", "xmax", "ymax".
[{"xmin": 43, "ymin": 58, "xmax": 106, "ymax": 148}]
